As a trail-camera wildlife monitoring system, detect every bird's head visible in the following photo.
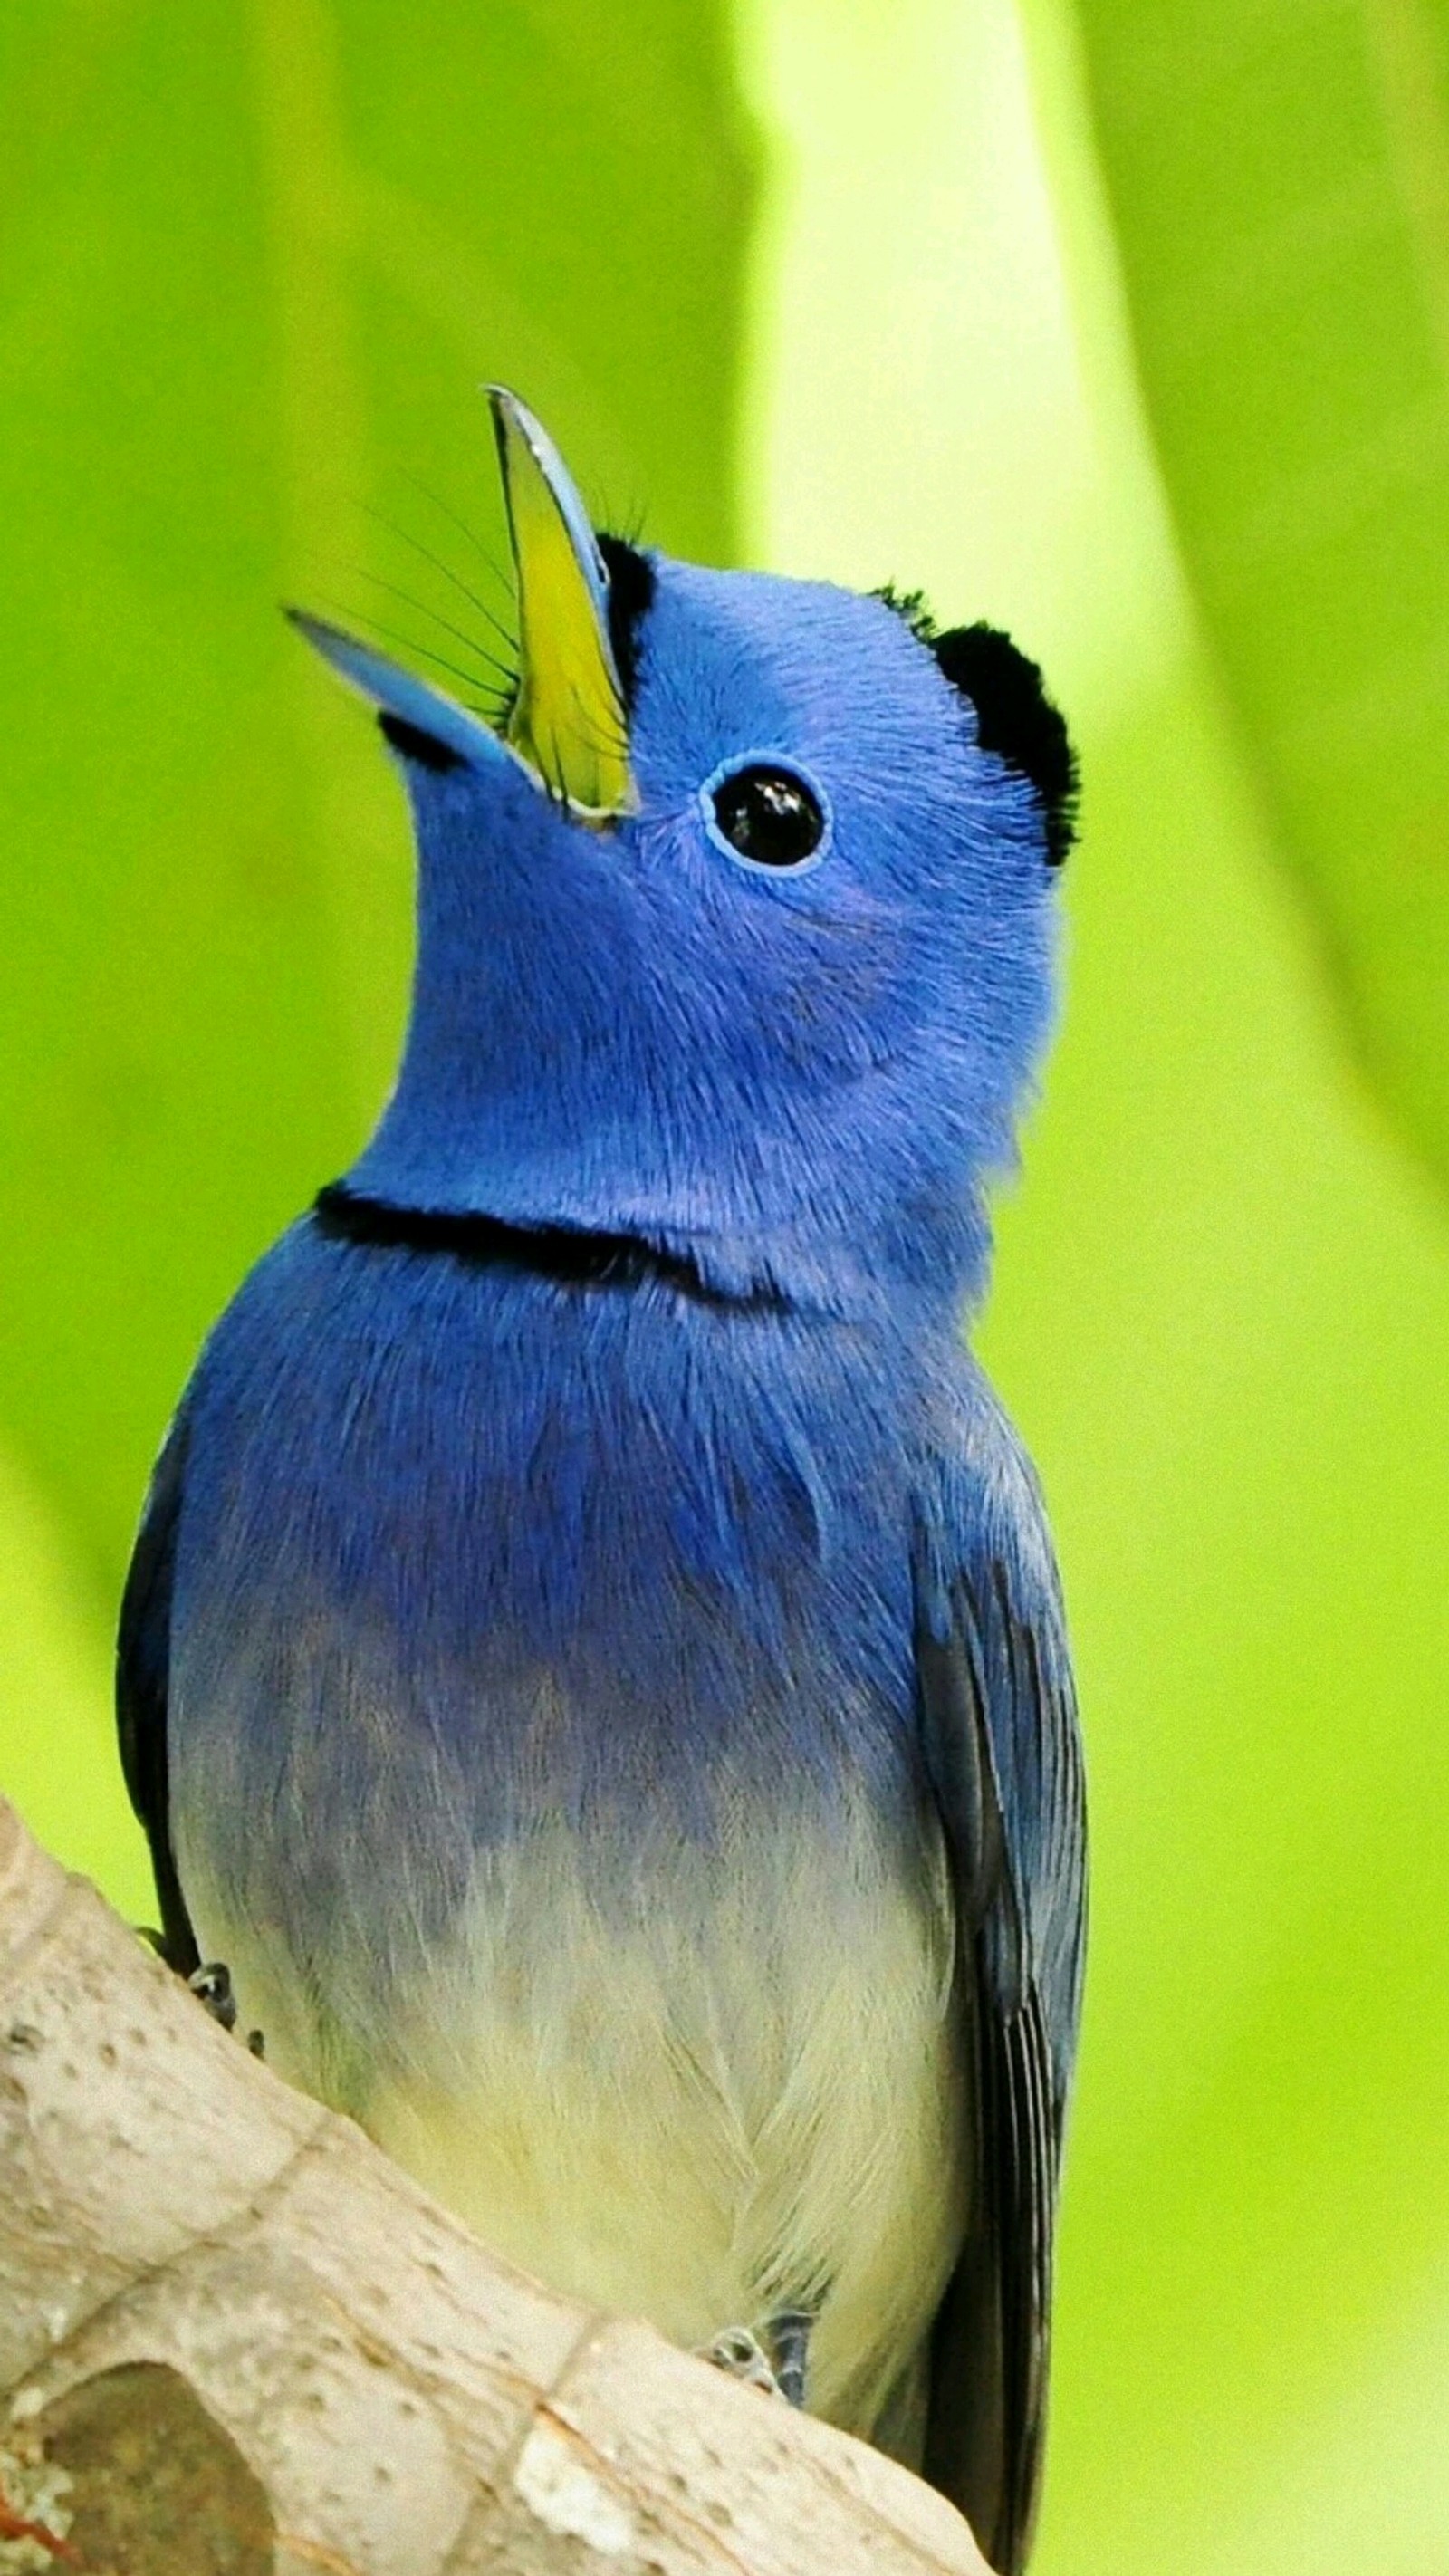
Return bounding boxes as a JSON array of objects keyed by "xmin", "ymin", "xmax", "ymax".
[{"xmin": 297, "ymin": 392, "xmax": 1075, "ymax": 1315}]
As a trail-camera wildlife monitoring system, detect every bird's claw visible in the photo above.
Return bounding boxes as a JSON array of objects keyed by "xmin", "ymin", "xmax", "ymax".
[
  {"xmin": 696, "ymin": 2326, "xmax": 779, "ymax": 2396},
  {"xmin": 187, "ymin": 1960, "xmax": 238, "ymax": 2031},
  {"xmin": 186, "ymin": 1960, "xmax": 264, "ymax": 2056}
]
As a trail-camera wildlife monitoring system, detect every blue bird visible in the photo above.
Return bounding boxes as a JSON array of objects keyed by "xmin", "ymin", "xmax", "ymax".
[{"xmin": 119, "ymin": 391, "xmax": 1085, "ymax": 2573}]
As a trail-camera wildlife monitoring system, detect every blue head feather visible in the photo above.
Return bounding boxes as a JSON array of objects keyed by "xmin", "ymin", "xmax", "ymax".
[{"xmin": 345, "ymin": 556, "xmax": 1065, "ymax": 1317}]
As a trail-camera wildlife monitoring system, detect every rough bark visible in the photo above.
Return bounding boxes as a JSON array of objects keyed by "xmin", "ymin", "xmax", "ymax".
[{"xmin": 0, "ymin": 1800, "xmax": 988, "ymax": 2576}]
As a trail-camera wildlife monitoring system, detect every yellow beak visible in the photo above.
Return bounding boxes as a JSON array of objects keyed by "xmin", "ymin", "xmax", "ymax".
[{"xmin": 489, "ymin": 388, "xmax": 636, "ymax": 824}]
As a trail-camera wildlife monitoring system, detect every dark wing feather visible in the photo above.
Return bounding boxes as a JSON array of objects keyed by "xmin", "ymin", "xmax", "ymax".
[
  {"xmin": 116, "ymin": 1406, "xmax": 199, "ymax": 1975},
  {"xmin": 916, "ymin": 1520, "xmax": 1086, "ymax": 2574}
]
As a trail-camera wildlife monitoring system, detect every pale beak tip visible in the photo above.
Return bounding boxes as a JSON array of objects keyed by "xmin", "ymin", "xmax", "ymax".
[{"xmin": 485, "ymin": 383, "xmax": 546, "ymax": 457}]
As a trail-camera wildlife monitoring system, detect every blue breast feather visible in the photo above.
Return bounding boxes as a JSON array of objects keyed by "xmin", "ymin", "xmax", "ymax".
[{"xmin": 167, "ymin": 1215, "xmax": 1035, "ymax": 2054}]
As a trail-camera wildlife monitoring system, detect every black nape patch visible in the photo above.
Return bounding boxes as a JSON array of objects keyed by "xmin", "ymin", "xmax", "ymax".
[
  {"xmin": 597, "ymin": 533, "xmax": 656, "ymax": 709},
  {"xmin": 379, "ymin": 712, "xmax": 466, "ymax": 774},
  {"xmin": 932, "ymin": 625, "xmax": 1078, "ymax": 864},
  {"xmin": 874, "ymin": 586, "xmax": 1079, "ymax": 865}
]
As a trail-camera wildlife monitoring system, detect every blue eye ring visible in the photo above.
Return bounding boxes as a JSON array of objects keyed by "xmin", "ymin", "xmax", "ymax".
[{"xmin": 698, "ymin": 752, "xmax": 833, "ymax": 876}]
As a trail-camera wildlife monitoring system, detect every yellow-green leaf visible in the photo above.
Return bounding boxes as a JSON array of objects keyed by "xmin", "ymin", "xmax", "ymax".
[{"xmin": 1070, "ymin": 0, "xmax": 1449, "ymax": 1187}]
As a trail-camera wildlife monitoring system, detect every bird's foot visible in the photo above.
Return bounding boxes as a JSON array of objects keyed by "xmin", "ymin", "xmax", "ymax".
[
  {"xmin": 696, "ymin": 2312, "xmax": 815, "ymax": 2408},
  {"xmin": 187, "ymin": 1960, "xmax": 237, "ymax": 2031},
  {"xmin": 767, "ymin": 2308, "xmax": 814, "ymax": 2409},
  {"xmin": 696, "ymin": 2327, "xmax": 779, "ymax": 2396},
  {"xmin": 186, "ymin": 1960, "xmax": 265, "ymax": 2057}
]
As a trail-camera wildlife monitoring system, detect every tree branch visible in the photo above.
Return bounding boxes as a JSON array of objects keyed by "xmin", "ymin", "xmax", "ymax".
[{"xmin": 0, "ymin": 1800, "xmax": 988, "ymax": 2575}]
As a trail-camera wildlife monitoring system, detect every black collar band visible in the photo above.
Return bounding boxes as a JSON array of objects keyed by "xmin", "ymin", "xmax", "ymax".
[{"xmin": 312, "ymin": 1182, "xmax": 790, "ymax": 1316}]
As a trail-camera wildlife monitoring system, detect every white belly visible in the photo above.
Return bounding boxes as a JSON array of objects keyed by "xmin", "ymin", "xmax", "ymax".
[{"xmin": 201, "ymin": 1795, "xmax": 969, "ymax": 2444}]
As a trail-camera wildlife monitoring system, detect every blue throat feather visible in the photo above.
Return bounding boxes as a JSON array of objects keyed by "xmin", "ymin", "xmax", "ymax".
[{"xmin": 119, "ymin": 389, "xmax": 1086, "ymax": 2576}]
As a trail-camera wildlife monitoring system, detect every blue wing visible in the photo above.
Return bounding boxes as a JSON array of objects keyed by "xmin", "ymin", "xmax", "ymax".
[
  {"xmin": 116, "ymin": 1403, "xmax": 199, "ymax": 1975},
  {"xmin": 915, "ymin": 1399, "xmax": 1087, "ymax": 2574}
]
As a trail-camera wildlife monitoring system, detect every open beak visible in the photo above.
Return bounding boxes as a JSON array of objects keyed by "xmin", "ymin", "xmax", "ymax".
[
  {"xmin": 288, "ymin": 389, "xmax": 637, "ymax": 824},
  {"xmin": 489, "ymin": 388, "xmax": 636, "ymax": 824}
]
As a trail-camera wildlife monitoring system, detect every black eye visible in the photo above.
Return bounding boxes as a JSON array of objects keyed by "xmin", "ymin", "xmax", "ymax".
[{"xmin": 709, "ymin": 763, "xmax": 827, "ymax": 870}]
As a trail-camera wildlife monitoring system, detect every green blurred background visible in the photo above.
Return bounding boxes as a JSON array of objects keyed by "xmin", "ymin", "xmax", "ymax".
[{"xmin": 4, "ymin": 2, "xmax": 1448, "ymax": 2564}]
